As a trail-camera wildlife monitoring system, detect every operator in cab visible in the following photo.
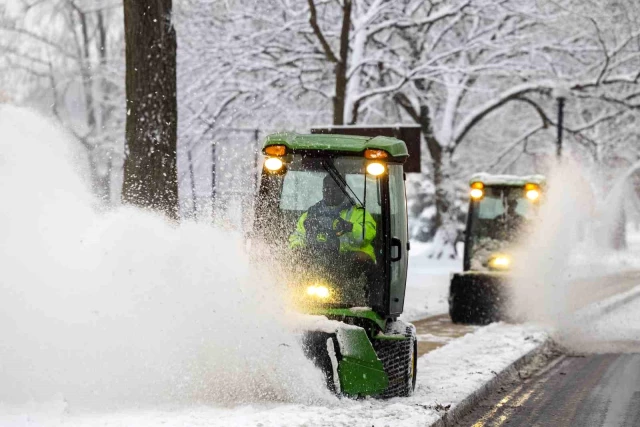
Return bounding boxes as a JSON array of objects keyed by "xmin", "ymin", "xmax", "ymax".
[
  {"xmin": 496, "ymin": 197, "xmax": 528, "ymax": 242},
  {"xmin": 289, "ymin": 175, "xmax": 376, "ymax": 267}
]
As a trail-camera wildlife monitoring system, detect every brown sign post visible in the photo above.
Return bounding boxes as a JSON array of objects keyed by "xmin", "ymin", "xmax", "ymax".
[{"xmin": 310, "ymin": 126, "xmax": 422, "ymax": 173}]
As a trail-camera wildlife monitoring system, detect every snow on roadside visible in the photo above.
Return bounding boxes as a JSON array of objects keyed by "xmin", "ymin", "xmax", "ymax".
[
  {"xmin": 416, "ymin": 322, "xmax": 546, "ymax": 409},
  {"xmin": 554, "ymin": 284, "xmax": 640, "ymax": 352},
  {"xmin": 0, "ymin": 323, "xmax": 546, "ymax": 427}
]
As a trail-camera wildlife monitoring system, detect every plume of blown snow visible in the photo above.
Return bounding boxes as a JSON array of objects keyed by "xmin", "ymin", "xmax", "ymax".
[
  {"xmin": 508, "ymin": 160, "xmax": 598, "ymax": 325},
  {"xmin": 509, "ymin": 159, "xmax": 639, "ymax": 333},
  {"xmin": 0, "ymin": 105, "xmax": 332, "ymax": 412}
]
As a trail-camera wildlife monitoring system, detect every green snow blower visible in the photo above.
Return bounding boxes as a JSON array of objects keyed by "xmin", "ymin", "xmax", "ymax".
[
  {"xmin": 253, "ymin": 132, "xmax": 417, "ymax": 398},
  {"xmin": 449, "ymin": 173, "xmax": 546, "ymax": 324}
]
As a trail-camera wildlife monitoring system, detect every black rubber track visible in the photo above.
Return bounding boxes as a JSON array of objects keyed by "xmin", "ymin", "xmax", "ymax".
[{"xmin": 372, "ymin": 322, "xmax": 416, "ymax": 398}]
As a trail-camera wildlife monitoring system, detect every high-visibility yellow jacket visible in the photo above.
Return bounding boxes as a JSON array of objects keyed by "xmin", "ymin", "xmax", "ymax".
[{"xmin": 289, "ymin": 205, "xmax": 377, "ymax": 261}]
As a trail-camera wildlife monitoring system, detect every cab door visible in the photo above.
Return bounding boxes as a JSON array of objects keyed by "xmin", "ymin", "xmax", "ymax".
[{"xmin": 387, "ymin": 164, "xmax": 409, "ymax": 315}]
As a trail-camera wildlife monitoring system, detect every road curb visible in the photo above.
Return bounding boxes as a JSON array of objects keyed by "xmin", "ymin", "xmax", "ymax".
[
  {"xmin": 575, "ymin": 284, "xmax": 640, "ymax": 320},
  {"xmin": 428, "ymin": 338, "xmax": 554, "ymax": 427}
]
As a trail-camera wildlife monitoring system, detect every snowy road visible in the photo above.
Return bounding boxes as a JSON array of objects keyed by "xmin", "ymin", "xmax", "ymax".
[{"xmin": 456, "ymin": 285, "xmax": 640, "ymax": 427}]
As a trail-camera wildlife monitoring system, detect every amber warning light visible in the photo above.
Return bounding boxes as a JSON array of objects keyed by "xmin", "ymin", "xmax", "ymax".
[
  {"xmin": 364, "ymin": 149, "xmax": 389, "ymax": 160},
  {"xmin": 264, "ymin": 145, "xmax": 286, "ymax": 156}
]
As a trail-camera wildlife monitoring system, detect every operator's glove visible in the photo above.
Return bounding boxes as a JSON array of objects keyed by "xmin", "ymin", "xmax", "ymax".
[
  {"xmin": 334, "ymin": 218, "xmax": 353, "ymax": 234},
  {"xmin": 307, "ymin": 216, "xmax": 333, "ymax": 232}
]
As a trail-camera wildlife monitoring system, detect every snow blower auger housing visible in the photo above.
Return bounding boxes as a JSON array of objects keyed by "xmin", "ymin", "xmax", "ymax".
[
  {"xmin": 449, "ymin": 173, "xmax": 546, "ymax": 325},
  {"xmin": 253, "ymin": 132, "xmax": 417, "ymax": 398}
]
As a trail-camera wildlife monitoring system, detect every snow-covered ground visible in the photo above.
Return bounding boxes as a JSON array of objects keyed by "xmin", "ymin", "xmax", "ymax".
[
  {"xmin": 8, "ymin": 283, "xmax": 640, "ymax": 427},
  {"xmin": 401, "ymin": 242, "xmax": 462, "ymax": 322},
  {"xmin": 0, "ymin": 322, "xmax": 547, "ymax": 427},
  {"xmin": 554, "ymin": 284, "xmax": 640, "ymax": 353},
  {"xmin": 585, "ymin": 287, "xmax": 640, "ymax": 344}
]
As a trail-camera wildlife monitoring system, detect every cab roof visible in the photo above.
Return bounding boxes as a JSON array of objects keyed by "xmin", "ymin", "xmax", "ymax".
[
  {"xmin": 470, "ymin": 172, "xmax": 546, "ymax": 187},
  {"xmin": 263, "ymin": 132, "xmax": 409, "ymax": 159}
]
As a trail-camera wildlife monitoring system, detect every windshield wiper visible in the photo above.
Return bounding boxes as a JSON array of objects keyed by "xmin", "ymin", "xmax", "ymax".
[{"xmin": 321, "ymin": 159, "xmax": 363, "ymax": 207}]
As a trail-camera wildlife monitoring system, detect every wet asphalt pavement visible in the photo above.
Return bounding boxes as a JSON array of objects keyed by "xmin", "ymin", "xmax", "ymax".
[{"xmin": 456, "ymin": 351, "xmax": 640, "ymax": 427}]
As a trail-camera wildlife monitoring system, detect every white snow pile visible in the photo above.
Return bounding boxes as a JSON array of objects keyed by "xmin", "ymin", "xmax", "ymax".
[
  {"xmin": 0, "ymin": 320, "xmax": 547, "ymax": 426},
  {"xmin": 0, "ymin": 105, "xmax": 332, "ymax": 412}
]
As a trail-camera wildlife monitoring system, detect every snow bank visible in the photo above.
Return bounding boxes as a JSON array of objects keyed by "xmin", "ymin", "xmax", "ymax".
[
  {"xmin": 0, "ymin": 106, "xmax": 331, "ymax": 411},
  {"xmin": 416, "ymin": 323, "xmax": 546, "ymax": 408}
]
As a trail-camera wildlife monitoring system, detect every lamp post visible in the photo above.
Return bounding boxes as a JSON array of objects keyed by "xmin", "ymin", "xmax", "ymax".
[
  {"xmin": 553, "ymin": 86, "xmax": 570, "ymax": 161},
  {"xmin": 556, "ymin": 96, "xmax": 565, "ymax": 159}
]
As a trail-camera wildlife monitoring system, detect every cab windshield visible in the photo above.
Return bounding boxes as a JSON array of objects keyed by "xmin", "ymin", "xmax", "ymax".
[
  {"xmin": 279, "ymin": 156, "xmax": 381, "ymax": 214},
  {"xmin": 467, "ymin": 186, "xmax": 536, "ymax": 269},
  {"xmin": 261, "ymin": 154, "xmax": 383, "ymax": 307}
]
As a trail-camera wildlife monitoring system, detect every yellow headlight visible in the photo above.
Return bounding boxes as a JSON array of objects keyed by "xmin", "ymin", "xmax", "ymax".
[
  {"xmin": 526, "ymin": 189, "xmax": 540, "ymax": 201},
  {"xmin": 524, "ymin": 183, "xmax": 541, "ymax": 201},
  {"xmin": 366, "ymin": 162, "xmax": 385, "ymax": 176},
  {"xmin": 470, "ymin": 188, "xmax": 484, "ymax": 199},
  {"xmin": 264, "ymin": 157, "xmax": 284, "ymax": 171},
  {"xmin": 489, "ymin": 255, "xmax": 511, "ymax": 270},
  {"xmin": 306, "ymin": 285, "xmax": 331, "ymax": 299}
]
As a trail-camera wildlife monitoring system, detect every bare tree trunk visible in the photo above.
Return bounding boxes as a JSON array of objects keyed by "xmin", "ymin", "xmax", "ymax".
[
  {"xmin": 75, "ymin": 7, "xmax": 97, "ymax": 132},
  {"xmin": 308, "ymin": 0, "xmax": 351, "ymax": 125},
  {"xmin": 333, "ymin": 0, "xmax": 351, "ymax": 125},
  {"xmin": 96, "ymin": 10, "xmax": 112, "ymax": 203},
  {"xmin": 417, "ymin": 106, "xmax": 444, "ymax": 233},
  {"xmin": 420, "ymin": 108, "xmax": 457, "ymax": 258},
  {"xmin": 122, "ymin": 0, "xmax": 178, "ymax": 219},
  {"xmin": 71, "ymin": 4, "xmax": 107, "ymax": 202},
  {"xmin": 395, "ymin": 95, "xmax": 458, "ymax": 257}
]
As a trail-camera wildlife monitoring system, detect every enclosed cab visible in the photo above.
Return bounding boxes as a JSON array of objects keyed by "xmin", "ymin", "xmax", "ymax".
[
  {"xmin": 253, "ymin": 132, "xmax": 416, "ymax": 397},
  {"xmin": 449, "ymin": 173, "xmax": 545, "ymax": 324}
]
